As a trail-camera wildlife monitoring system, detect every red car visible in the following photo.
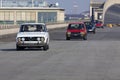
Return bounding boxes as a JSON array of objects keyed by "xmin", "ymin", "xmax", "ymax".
[
  {"xmin": 66, "ymin": 22, "xmax": 87, "ymax": 40},
  {"xmin": 95, "ymin": 21, "xmax": 104, "ymax": 28}
]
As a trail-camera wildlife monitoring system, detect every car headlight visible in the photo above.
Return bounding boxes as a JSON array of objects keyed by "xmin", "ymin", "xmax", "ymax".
[
  {"xmin": 17, "ymin": 37, "xmax": 21, "ymax": 41},
  {"xmin": 21, "ymin": 38, "xmax": 25, "ymax": 41},
  {"xmin": 67, "ymin": 32, "xmax": 71, "ymax": 35},
  {"xmin": 41, "ymin": 37, "xmax": 45, "ymax": 42},
  {"xmin": 37, "ymin": 37, "xmax": 40, "ymax": 41},
  {"xmin": 81, "ymin": 32, "xmax": 85, "ymax": 35}
]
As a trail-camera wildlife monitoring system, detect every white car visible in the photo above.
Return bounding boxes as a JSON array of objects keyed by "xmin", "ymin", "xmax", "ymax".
[{"xmin": 16, "ymin": 23, "xmax": 49, "ymax": 50}]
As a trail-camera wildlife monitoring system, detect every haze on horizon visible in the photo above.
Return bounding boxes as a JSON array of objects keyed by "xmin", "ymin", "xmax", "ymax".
[{"xmin": 47, "ymin": 0, "xmax": 106, "ymax": 14}]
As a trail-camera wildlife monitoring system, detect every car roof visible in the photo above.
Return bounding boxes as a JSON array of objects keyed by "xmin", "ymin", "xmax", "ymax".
[
  {"xmin": 21, "ymin": 23, "xmax": 46, "ymax": 25},
  {"xmin": 69, "ymin": 22, "xmax": 84, "ymax": 24}
]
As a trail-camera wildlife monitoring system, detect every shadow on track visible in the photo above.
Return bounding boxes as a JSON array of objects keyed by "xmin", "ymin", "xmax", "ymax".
[{"xmin": 0, "ymin": 48, "xmax": 44, "ymax": 51}]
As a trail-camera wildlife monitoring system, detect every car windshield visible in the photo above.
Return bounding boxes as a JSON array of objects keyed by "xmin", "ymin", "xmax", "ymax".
[
  {"xmin": 84, "ymin": 22, "xmax": 93, "ymax": 28},
  {"xmin": 96, "ymin": 21, "xmax": 102, "ymax": 24},
  {"xmin": 20, "ymin": 24, "xmax": 47, "ymax": 32},
  {"xmin": 68, "ymin": 24, "xmax": 84, "ymax": 29}
]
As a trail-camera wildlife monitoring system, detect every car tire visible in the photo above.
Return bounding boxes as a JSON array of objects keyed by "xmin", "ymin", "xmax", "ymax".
[
  {"xmin": 16, "ymin": 45, "xmax": 24, "ymax": 50},
  {"xmin": 43, "ymin": 44, "xmax": 49, "ymax": 51},
  {"xmin": 93, "ymin": 31, "xmax": 96, "ymax": 34},
  {"xmin": 66, "ymin": 37, "xmax": 70, "ymax": 40},
  {"xmin": 83, "ymin": 35, "xmax": 87, "ymax": 40}
]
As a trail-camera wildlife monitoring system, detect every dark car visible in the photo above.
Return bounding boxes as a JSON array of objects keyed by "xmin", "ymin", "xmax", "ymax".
[
  {"xmin": 84, "ymin": 21, "xmax": 96, "ymax": 34},
  {"xmin": 66, "ymin": 22, "xmax": 87, "ymax": 40},
  {"xmin": 95, "ymin": 21, "xmax": 104, "ymax": 28}
]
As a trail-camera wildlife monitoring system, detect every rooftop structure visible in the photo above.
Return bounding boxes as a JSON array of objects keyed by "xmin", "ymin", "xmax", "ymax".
[{"xmin": 0, "ymin": 0, "xmax": 48, "ymax": 7}]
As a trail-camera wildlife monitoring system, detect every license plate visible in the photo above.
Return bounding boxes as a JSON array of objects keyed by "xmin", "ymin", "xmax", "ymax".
[
  {"xmin": 89, "ymin": 30, "xmax": 92, "ymax": 31},
  {"xmin": 24, "ymin": 41, "xmax": 40, "ymax": 44},
  {"xmin": 74, "ymin": 34, "xmax": 79, "ymax": 36}
]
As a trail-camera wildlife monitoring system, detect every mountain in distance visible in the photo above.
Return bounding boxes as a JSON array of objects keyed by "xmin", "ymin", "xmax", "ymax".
[
  {"xmin": 65, "ymin": 11, "xmax": 90, "ymax": 20},
  {"xmin": 80, "ymin": 11, "xmax": 90, "ymax": 17}
]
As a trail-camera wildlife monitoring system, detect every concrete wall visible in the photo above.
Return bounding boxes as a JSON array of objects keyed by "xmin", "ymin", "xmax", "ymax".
[
  {"xmin": 90, "ymin": 2, "xmax": 104, "ymax": 21},
  {"xmin": 103, "ymin": 0, "xmax": 120, "ymax": 24},
  {"xmin": 0, "ymin": 23, "xmax": 68, "ymax": 36},
  {"xmin": 57, "ymin": 10, "xmax": 65, "ymax": 22}
]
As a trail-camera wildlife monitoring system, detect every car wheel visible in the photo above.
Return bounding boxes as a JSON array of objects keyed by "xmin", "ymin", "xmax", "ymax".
[
  {"xmin": 43, "ymin": 44, "xmax": 49, "ymax": 51},
  {"xmin": 16, "ymin": 45, "xmax": 24, "ymax": 50},
  {"xmin": 66, "ymin": 37, "xmax": 70, "ymax": 40},
  {"xmin": 93, "ymin": 30, "xmax": 96, "ymax": 34},
  {"xmin": 83, "ymin": 35, "xmax": 87, "ymax": 40}
]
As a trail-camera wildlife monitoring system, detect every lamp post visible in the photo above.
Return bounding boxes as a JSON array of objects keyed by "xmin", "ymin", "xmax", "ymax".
[{"xmin": 91, "ymin": 8, "xmax": 95, "ymax": 23}]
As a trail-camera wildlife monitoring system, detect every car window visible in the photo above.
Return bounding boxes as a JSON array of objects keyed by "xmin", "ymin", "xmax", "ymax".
[
  {"xmin": 20, "ymin": 24, "xmax": 47, "ymax": 32},
  {"xmin": 68, "ymin": 24, "xmax": 84, "ymax": 29},
  {"xmin": 96, "ymin": 21, "xmax": 102, "ymax": 24},
  {"xmin": 84, "ymin": 22, "xmax": 93, "ymax": 28},
  {"xmin": 84, "ymin": 22, "xmax": 90, "ymax": 25}
]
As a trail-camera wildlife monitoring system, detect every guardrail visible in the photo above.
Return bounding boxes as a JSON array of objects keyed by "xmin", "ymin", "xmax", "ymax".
[
  {"xmin": 0, "ymin": 19, "xmax": 90, "ymax": 30},
  {"xmin": 0, "ymin": 19, "xmax": 91, "ymax": 36},
  {"xmin": 0, "ymin": 23, "xmax": 68, "ymax": 36}
]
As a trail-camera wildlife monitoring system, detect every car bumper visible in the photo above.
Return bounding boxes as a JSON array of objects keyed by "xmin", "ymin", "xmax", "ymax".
[
  {"xmin": 87, "ymin": 29, "xmax": 95, "ymax": 32},
  {"xmin": 16, "ymin": 41, "xmax": 47, "ymax": 47},
  {"xmin": 66, "ymin": 33, "xmax": 86, "ymax": 37},
  {"xmin": 96, "ymin": 26, "xmax": 103, "ymax": 28},
  {"xmin": 88, "ymin": 29, "xmax": 93, "ymax": 32}
]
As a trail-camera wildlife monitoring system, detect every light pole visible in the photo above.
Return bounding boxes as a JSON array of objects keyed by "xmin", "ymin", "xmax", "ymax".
[{"xmin": 91, "ymin": 8, "xmax": 95, "ymax": 23}]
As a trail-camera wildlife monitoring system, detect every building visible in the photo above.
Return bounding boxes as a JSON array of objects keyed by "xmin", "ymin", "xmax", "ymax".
[
  {"xmin": 90, "ymin": 0, "xmax": 120, "ymax": 24},
  {"xmin": 0, "ymin": 7, "xmax": 65, "ymax": 24},
  {"xmin": 103, "ymin": 0, "xmax": 120, "ymax": 24},
  {"xmin": 0, "ymin": 0, "xmax": 65, "ymax": 24},
  {"xmin": 90, "ymin": 0, "xmax": 105, "ymax": 21}
]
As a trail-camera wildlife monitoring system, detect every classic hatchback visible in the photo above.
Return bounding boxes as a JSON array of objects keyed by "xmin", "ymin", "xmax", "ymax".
[
  {"xmin": 95, "ymin": 21, "xmax": 104, "ymax": 28},
  {"xmin": 84, "ymin": 21, "xmax": 96, "ymax": 34},
  {"xmin": 16, "ymin": 23, "xmax": 49, "ymax": 50},
  {"xmin": 66, "ymin": 22, "xmax": 87, "ymax": 40}
]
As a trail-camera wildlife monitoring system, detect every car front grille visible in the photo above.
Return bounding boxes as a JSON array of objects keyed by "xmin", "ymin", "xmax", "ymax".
[
  {"xmin": 24, "ymin": 37, "xmax": 37, "ymax": 41},
  {"xmin": 71, "ymin": 32, "xmax": 80, "ymax": 34}
]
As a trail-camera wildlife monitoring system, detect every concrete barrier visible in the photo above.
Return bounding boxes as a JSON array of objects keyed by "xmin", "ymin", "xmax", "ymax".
[{"xmin": 0, "ymin": 23, "xmax": 68, "ymax": 36}]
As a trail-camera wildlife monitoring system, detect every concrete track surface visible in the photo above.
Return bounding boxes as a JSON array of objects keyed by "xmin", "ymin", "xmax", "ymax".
[{"xmin": 0, "ymin": 27, "xmax": 120, "ymax": 80}]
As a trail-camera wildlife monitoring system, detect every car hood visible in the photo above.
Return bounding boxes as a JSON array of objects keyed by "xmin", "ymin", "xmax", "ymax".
[
  {"xmin": 67, "ymin": 29, "xmax": 85, "ymax": 32},
  {"xmin": 87, "ymin": 26, "xmax": 94, "ymax": 29},
  {"xmin": 17, "ymin": 32, "xmax": 47, "ymax": 38}
]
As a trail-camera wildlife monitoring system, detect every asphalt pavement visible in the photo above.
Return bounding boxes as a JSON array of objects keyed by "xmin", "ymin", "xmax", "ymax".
[{"xmin": 0, "ymin": 27, "xmax": 120, "ymax": 80}]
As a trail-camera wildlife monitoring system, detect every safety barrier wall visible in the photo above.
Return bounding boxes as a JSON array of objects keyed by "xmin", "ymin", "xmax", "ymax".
[{"xmin": 0, "ymin": 19, "xmax": 90, "ymax": 30}]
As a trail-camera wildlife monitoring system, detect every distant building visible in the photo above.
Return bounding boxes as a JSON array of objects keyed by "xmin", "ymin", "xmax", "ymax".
[
  {"xmin": 0, "ymin": 0, "xmax": 65, "ymax": 24},
  {"xmin": 90, "ymin": 1, "xmax": 105, "ymax": 21},
  {"xmin": 80, "ymin": 11, "xmax": 90, "ymax": 19},
  {"xmin": 65, "ymin": 14, "xmax": 84, "ymax": 20}
]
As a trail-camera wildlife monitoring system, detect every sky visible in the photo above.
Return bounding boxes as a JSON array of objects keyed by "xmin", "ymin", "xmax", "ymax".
[
  {"xmin": 47, "ymin": 0, "xmax": 89, "ymax": 14},
  {"xmin": 47, "ymin": 0, "xmax": 106, "ymax": 14}
]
